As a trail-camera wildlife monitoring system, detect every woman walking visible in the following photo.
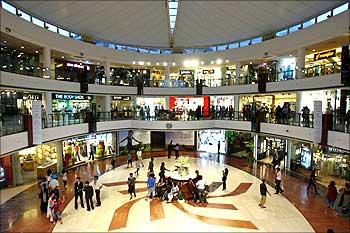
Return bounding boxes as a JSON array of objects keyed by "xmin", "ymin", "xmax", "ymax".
[
  {"xmin": 128, "ymin": 173, "xmax": 136, "ymax": 200},
  {"xmin": 325, "ymin": 181, "xmax": 337, "ymax": 209},
  {"xmin": 222, "ymin": 168, "xmax": 229, "ymax": 190}
]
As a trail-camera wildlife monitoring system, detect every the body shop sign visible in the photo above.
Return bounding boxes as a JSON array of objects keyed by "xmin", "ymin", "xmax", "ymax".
[
  {"xmin": 313, "ymin": 50, "xmax": 336, "ymax": 61},
  {"xmin": 52, "ymin": 93, "xmax": 91, "ymax": 100}
]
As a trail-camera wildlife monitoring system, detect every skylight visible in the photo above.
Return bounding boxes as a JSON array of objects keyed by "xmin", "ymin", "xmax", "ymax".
[{"xmin": 168, "ymin": 0, "xmax": 179, "ymax": 35}]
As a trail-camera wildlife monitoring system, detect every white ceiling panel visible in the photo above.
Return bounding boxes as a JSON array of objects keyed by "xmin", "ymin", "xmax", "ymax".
[
  {"xmin": 11, "ymin": 1, "xmax": 170, "ymax": 47},
  {"xmin": 174, "ymin": 1, "xmax": 343, "ymax": 47},
  {"xmin": 9, "ymin": 0, "xmax": 344, "ymax": 48}
]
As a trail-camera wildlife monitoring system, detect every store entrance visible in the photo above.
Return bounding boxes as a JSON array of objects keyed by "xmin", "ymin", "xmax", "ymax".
[{"xmin": 151, "ymin": 131, "xmax": 165, "ymax": 149}]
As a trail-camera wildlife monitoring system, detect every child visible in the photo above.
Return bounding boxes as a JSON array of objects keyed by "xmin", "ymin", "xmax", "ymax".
[
  {"xmin": 135, "ymin": 157, "xmax": 141, "ymax": 176},
  {"xmin": 326, "ymin": 181, "xmax": 337, "ymax": 209},
  {"xmin": 62, "ymin": 169, "xmax": 68, "ymax": 190},
  {"xmin": 127, "ymin": 153, "xmax": 133, "ymax": 168},
  {"xmin": 52, "ymin": 197, "xmax": 63, "ymax": 224},
  {"xmin": 47, "ymin": 192, "xmax": 55, "ymax": 223}
]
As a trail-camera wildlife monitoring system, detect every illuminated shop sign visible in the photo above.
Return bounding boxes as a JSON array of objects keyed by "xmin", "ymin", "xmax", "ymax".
[
  {"xmin": 23, "ymin": 93, "xmax": 42, "ymax": 100},
  {"xmin": 52, "ymin": 93, "xmax": 92, "ymax": 100},
  {"xmin": 202, "ymin": 69, "xmax": 215, "ymax": 74},
  {"xmin": 179, "ymin": 70, "xmax": 193, "ymax": 75},
  {"xmin": 112, "ymin": 96, "xmax": 131, "ymax": 101},
  {"xmin": 313, "ymin": 50, "xmax": 336, "ymax": 61},
  {"xmin": 66, "ymin": 62, "xmax": 90, "ymax": 70}
]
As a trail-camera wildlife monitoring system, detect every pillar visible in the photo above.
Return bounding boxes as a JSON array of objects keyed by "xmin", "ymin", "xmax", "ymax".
[
  {"xmin": 286, "ymin": 140, "xmax": 292, "ymax": 171},
  {"xmin": 253, "ymin": 134, "xmax": 258, "ymax": 161},
  {"xmin": 164, "ymin": 66, "xmax": 170, "ymax": 87},
  {"xmin": 235, "ymin": 62, "xmax": 241, "ymax": 78},
  {"xmin": 42, "ymin": 47, "xmax": 51, "ymax": 79},
  {"xmin": 234, "ymin": 95, "xmax": 240, "ymax": 112},
  {"xmin": 297, "ymin": 48, "xmax": 305, "ymax": 79},
  {"xmin": 115, "ymin": 131, "xmax": 120, "ymax": 156},
  {"xmin": 104, "ymin": 61, "xmax": 111, "ymax": 85},
  {"xmin": 96, "ymin": 96, "xmax": 111, "ymax": 112},
  {"xmin": 296, "ymin": 91, "xmax": 302, "ymax": 113},
  {"xmin": 55, "ymin": 141, "xmax": 63, "ymax": 173},
  {"xmin": 11, "ymin": 153, "xmax": 24, "ymax": 186},
  {"xmin": 43, "ymin": 92, "xmax": 52, "ymax": 115},
  {"xmin": 164, "ymin": 96, "xmax": 170, "ymax": 109}
]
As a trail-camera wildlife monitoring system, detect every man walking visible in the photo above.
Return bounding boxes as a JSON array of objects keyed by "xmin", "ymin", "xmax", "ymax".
[
  {"xmin": 274, "ymin": 167, "xmax": 284, "ymax": 194},
  {"xmin": 307, "ymin": 169, "xmax": 319, "ymax": 195},
  {"xmin": 90, "ymin": 176, "xmax": 102, "ymax": 206},
  {"xmin": 148, "ymin": 157, "xmax": 154, "ymax": 174},
  {"xmin": 74, "ymin": 177, "xmax": 84, "ymax": 210},
  {"xmin": 259, "ymin": 179, "xmax": 271, "ymax": 208},
  {"xmin": 83, "ymin": 181, "xmax": 94, "ymax": 211}
]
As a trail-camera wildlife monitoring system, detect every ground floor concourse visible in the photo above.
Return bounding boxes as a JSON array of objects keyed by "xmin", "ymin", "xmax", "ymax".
[{"xmin": 0, "ymin": 151, "xmax": 348, "ymax": 233}]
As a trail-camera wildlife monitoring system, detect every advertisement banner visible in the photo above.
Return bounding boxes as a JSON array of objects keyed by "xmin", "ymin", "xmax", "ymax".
[
  {"xmin": 313, "ymin": 101, "xmax": 322, "ymax": 144},
  {"xmin": 32, "ymin": 100, "xmax": 42, "ymax": 145}
]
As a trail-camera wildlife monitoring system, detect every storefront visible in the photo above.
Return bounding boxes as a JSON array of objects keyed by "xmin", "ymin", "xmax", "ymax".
[
  {"xmin": 63, "ymin": 133, "xmax": 114, "ymax": 168},
  {"xmin": 257, "ymin": 136, "xmax": 287, "ymax": 166},
  {"xmin": 55, "ymin": 59, "xmax": 104, "ymax": 84},
  {"xmin": 276, "ymin": 57, "xmax": 296, "ymax": 81},
  {"xmin": 226, "ymin": 131, "xmax": 253, "ymax": 156},
  {"xmin": 210, "ymin": 96, "xmax": 235, "ymax": 108},
  {"xmin": 15, "ymin": 142, "xmax": 60, "ymax": 184},
  {"xmin": 289, "ymin": 142, "xmax": 350, "ymax": 187},
  {"xmin": 0, "ymin": 155, "xmax": 13, "ymax": 188},
  {"xmin": 239, "ymin": 93, "xmax": 296, "ymax": 112},
  {"xmin": 194, "ymin": 67, "xmax": 222, "ymax": 87},
  {"xmin": 110, "ymin": 67, "xmax": 150, "ymax": 86},
  {"xmin": 299, "ymin": 89, "xmax": 339, "ymax": 112},
  {"xmin": 0, "ymin": 90, "xmax": 42, "ymax": 115},
  {"xmin": 304, "ymin": 48, "xmax": 341, "ymax": 77},
  {"xmin": 169, "ymin": 96, "xmax": 210, "ymax": 116},
  {"xmin": 111, "ymin": 96, "xmax": 132, "ymax": 111},
  {"xmin": 52, "ymin": 93, "xmax": 93, "ymax": 113},
  {"xmin": 136, "ymin": 97, "xmax": 166, "ymax": 117},
  {"xmin": 198, "ymin": 130, "xmax": 226, "ymax": 154},
  {"xmin": 240, "ymin": 61, "xmax": 277, "ymax": 84}
]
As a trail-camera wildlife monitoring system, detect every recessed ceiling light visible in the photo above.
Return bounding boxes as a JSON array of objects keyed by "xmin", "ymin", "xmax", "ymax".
[
  {"xmin": 97, "ymin": 62, "xmax": 100, "ymax": 65},
  {"xmin": 163, "ymin": 62, "xmax": 168, "ymax": 66},
  {"xmin": 172, "ymin": 62, "xmax": 176, "ymax": 66},
  {"xmin": 249, "ymin": 62, "xmax": 252, "ymax": 65},
  {"xmin": 312, "ymin": 49, "xmax": 316, "ymax": 52},
  {"xmin": 289, "ymin": 54, "xmax": 293, "ymax": 57},
  {"xmin": 3, "ymin": 41, "xmax": 7, "ymax": 43},
  {"xmin": 61, "ymin": 56, "xmax": 65, "ymax": 59},
  {"xmin": 216, "ymin": 59, "xmax": 222, "ymax": 65},
  {"xmin": 200, "ymin": 61, "xmax": 204, "ymax": 65},
  {"xmin": 132, "ymin": 61, "xmax": 136, "ymax": 65},
  {"xmin": 20, "ymin": 46, "xmax": 24, "ymax": 49},
  {"xmin": 156, "ymin": 62, "xmax": 160, "ymax": 66},
  {"xmin": 211, "ymin": 61, "xmax": 215, "ymax": 65},
  {"xmin": 35, "ymin": 50, "xmax": 39, "ymax": 54},
  {"xmin": 146, "ymin": 62, "xmax": 151, "ymax": 66},
  {"xmin": 225, "ymin": 60, "xmax": 229, "ymax": 63}
]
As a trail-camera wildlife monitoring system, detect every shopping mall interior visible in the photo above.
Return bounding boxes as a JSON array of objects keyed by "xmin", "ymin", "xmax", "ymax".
[{"xmin": 0, "ymin": 1, "xmax": 350, "ymax": 232}]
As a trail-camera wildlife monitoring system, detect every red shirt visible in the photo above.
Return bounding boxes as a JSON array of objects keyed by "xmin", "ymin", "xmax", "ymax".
[{"xmin": 327, "ymin": 186, "xmax": 337, "ymax": 201}]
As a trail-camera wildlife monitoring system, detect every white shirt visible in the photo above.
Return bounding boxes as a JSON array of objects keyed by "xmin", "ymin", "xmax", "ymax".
[
  {"xmin": 90, "ymin": 180, "xmax": 103, "ymax": 190},
  {"xmin": 196, "ymin": 180, "xmax": 205, "ymax": 190},
  {"xmin": 137, "ymin": 150, "xmax": 142, "ymax": 159},
  {"xmin": 135, "ymin": 160, "xmax": 141, "ymax": 168},
  {"xmin": 276, "ymin": 171, "xmax": 282, "ymax": 181}
]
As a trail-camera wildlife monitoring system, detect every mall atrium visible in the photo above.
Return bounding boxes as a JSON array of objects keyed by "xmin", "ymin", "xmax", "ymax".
[{"xmin": 0, "ymin": 1, "xmax": 349, "ymax": 232}]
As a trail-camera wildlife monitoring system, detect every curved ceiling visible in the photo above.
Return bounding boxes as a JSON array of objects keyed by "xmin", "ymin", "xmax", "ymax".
[{"xmin": 10, "ymin": 0, "xmax": 343, "ymax": 48}]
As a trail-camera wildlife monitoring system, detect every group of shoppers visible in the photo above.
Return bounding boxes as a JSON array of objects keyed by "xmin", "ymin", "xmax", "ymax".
[{"xmin": 74, "ymin": 176, "xmax": 103, "ymax": 211}]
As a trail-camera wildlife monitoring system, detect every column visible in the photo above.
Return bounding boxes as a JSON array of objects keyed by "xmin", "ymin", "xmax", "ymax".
[
  {"xmin": 104, "ymin": 61, "xmax": 111, "ymax": 85},
  {"xmin": 164, "ymin": 66, "xmax": 170, "ymax": 87},
  {"xmin": 286, "ymin": 140, "xmax": 292, "ymax": 171},
  {"xmin": 164, "ymin": 96, "xmax": 170, "ymax": 109},
  {"xmin": 11, "ymin": 153, "xmax": 24, "ymax": 186},
  {"xmin": 253, "ymin": 134, "xmax": 258, "ymax": 161},
  {"xmin": 43, "ymin": 92, "xmax": 52, "ymax": 115},
  {"xmin": 55, "ymin": 141, "xmax": 63, "ymax": 173},
  {"xmin": 96, "ymin": 96, "xmax": 111, "ymax": 112},
  {"xmin": 296, "ymin": 91, "xmax": 302, "ymax": 113},
  {"xmin": 115, "ymin": 131, "xmax": 120, "ymax": 156},
  {"xmin": 297, "ymin": 48, "xmax": 305, "ymax": 79},
  {"xmin": 42, "ymin": 47, "xmax": 51, "ymax": 79},
  {"xmin": 235, "ymin": 62, "xmax": 241, "ymax": 78},
  {"xmin": 234, "ymin": 95, "xmax": 240, "ymax": 112}
]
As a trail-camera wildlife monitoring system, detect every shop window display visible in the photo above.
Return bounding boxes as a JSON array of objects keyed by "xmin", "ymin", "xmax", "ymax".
[
  {"xmin": 62, "ymin": 133, "xmax": 114, "ymax": 168},
  {"xmin": 257, "ymin": 136, "xmax": 287, "ymax": 167},
  {"xmin": 226, "ymin": 131, "xmax": 253, "ymax": 156},
  {"xmin": 194, "ymin": 67, "xmax": 222, "ymax": 87},
  {"xmin": 17, "ymin": 144, "xmax": 58, "ymax": 183},
  {"xmin": 198, "ymin": 130, "xmax": 226, "ymax": 154},
  {"xmin": 110, "ymin": 67, "xmax": 150, "ymax": 87},
  {"xmin": 52, "ymin": 93, "xmax": 92, "ymax": 114},
  {"xmin": 304, "ymin": 48, "xmax": 341, "ymax": 77}
]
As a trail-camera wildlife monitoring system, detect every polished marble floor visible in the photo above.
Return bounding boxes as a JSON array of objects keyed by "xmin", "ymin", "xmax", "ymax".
[
  {"xmin": 0, "ymin": 151, "xmax": 349, "ymax": 233},
  {"xmin": 53, "ymin": 157, "xmax": 313, "ymax": 232}
]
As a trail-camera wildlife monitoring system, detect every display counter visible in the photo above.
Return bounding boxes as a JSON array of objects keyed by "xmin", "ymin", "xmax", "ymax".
[{"xmin": 37, "ymin": 162, "xmax": 57, "ymax": 179}]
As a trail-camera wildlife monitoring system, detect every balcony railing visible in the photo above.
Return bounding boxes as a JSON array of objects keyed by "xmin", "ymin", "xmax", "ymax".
[
  {"xmin": 0, "ymin": 61, "xmax": 341, "ymax": 88},
  {"xmin": 0, "ymin": 115, "xmax": 24, "ymax": 136},
  {"xmin": 44, "ymin": 113, "xmax": 87, "ymax": 128}
]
